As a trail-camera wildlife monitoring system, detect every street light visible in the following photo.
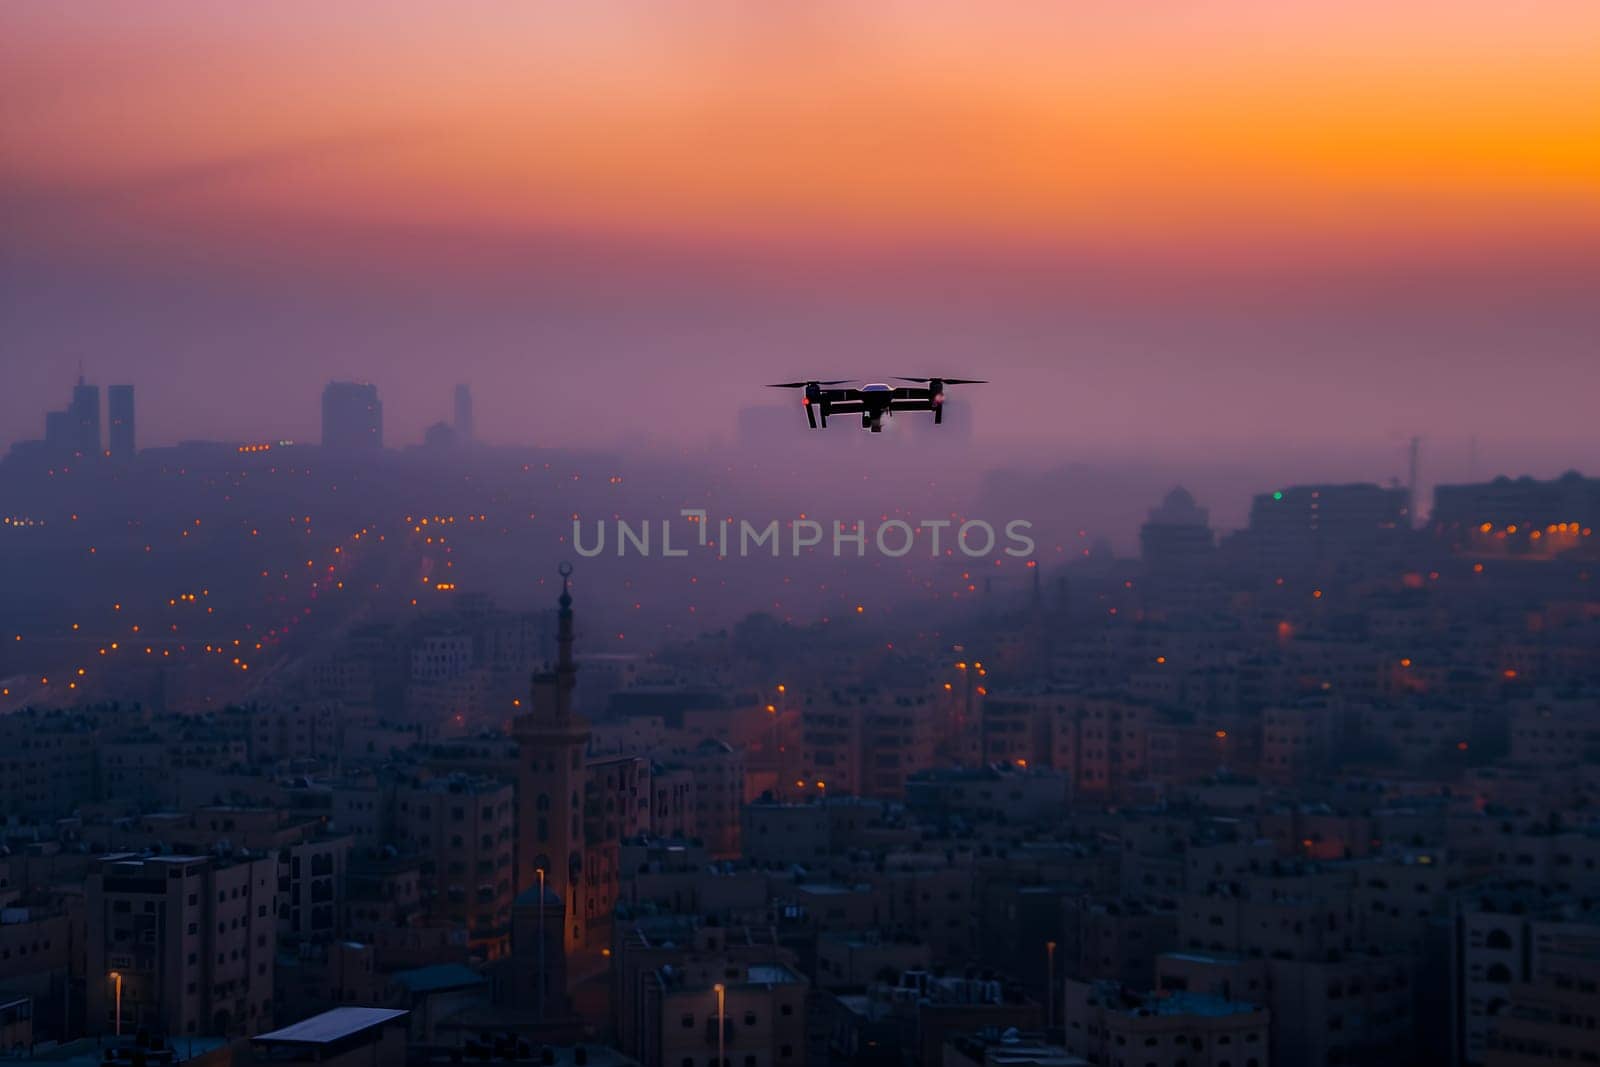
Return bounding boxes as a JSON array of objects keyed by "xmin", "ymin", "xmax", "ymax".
[
  {"xmin": 535, "ymin": 867, "xmax": 547, "ymax": 1020},
  {"xmin": 1045, "ymin": 941, "xmax": 1057, "ymax": 1033},
  {"xmin": 109, "ymin": 971, "xmax": 123, "ymax": 1036},
  {"xmin": 713, "ymin": 983, "xmax": 726, "ymax": 1067}
]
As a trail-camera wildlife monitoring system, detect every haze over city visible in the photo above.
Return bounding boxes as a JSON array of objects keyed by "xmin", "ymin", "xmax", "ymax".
[
  {"xmin": 4, "ymin": 1, "xmax": 1598, "ymax": 465},
  {"xmin": 2, "ymin": 6, "xmax": 1599, "ymax": 1067}
]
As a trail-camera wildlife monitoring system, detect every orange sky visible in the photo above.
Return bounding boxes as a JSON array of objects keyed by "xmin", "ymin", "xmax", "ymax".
[
  {"xmin": 3, "ymin": 2, "xmax": 1599, "ymax": 458},
  {"xmin": 4, "ymin": 0, "xmax": 1598, "ymax": 253}
]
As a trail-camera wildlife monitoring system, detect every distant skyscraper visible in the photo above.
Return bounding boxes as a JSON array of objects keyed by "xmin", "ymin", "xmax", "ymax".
[
  {"xmin": 321, "ymin": 381, "xmax": 383, "ymax": 453},
  {"xmin": 43, "ymin": 409, "xmax": 71, "ymax": 451},
  {"xmin": 453, "ymin": 383, "xmax": 474, "ymax": 444},
  {"xmin": 70, "ymin": 377, "xmax": 100, "ymax": 455},
  {"xmin": 1140, "ymin": 486, "xmax": 1215, "ymax": 574},
  {"xmin": 108, "ymin": 385, "xmax": 135, "ymax": 459}
]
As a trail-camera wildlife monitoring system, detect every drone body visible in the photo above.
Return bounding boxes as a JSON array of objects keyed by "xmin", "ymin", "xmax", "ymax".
[{"xmin": 767, "ymin": 377, "xmax": 986, "ymax": 433}]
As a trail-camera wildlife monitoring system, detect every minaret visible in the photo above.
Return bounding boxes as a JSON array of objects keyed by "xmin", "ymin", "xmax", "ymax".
[
  {"xmin": 552, "ymin": 564, "xmax": 576, "ymax": 718},
  {"xmin": 513, "ymin": 563, "xmax": 592, "ymax": 956}
]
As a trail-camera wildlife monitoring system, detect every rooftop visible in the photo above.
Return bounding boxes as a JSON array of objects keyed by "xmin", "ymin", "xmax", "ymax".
[
  {"xmin": 392, "ymin": 963, "xmax": 487, "ymax": 994},
  {"xmin": 255, "ymin": 1006, "xmax": 409, "ymax": 1045},
  {"xmin": 745, "ymin": 963, "xmax": 803, "ymax": 986}
]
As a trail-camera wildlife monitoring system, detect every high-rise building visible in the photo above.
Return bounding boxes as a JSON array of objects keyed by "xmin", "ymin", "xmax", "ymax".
[
  {"xmin": 453, "ymin": 383, "xmax": 473, "ymax": 444},
  {"xmin": 108, "ymin": 385, "xmax": 135, "ymax": 459},
  {"xmin": 71, "ymin": 377, "xmax": 100, "ymax": 455},
  {"xmin": 320, "ymin": 381, "xmax": 383, "ymax": 453}
]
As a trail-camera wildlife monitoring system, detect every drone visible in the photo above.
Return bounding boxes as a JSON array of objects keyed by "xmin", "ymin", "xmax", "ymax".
[{"xmin": 767, "ymin": 377, "xmax": 986, "ymax": 433}]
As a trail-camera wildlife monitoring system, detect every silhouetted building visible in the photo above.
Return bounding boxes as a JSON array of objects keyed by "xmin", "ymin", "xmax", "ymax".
[
  {"xmin": 1140, "ymin": 486, "xmax": 1215, "ymax": 574},
  {"xmin": 1432, "ymin": 470, "xmax": 1600, "ymax": 556},
  {"xmin": 454, "ymin": 384, "xmax": 474, "ymax": 444},
  {"xmin": 422, "ymin": 421, "xmax": 459, "ymax": 450},
  {"xmin": 71, "ymin": 377, "xmax": 100, "ymax": 455},
  {"xmin": 1237, "ymin": 482, "xmax": 1408, "ymax": 574},
  {"xmin": 108, "ymin": 384, "xmax": 136, "ymax": 459},
  {"xmin": 32, "ymin": 376, "xmax": 103, "ymax": 458},
  {"xmin": 321, "ymin": 381, "xmax": 383, "ymax": 453},
  {"xmin": 43, "ymin": 409, "xmax": 71, "ymax": 452}
]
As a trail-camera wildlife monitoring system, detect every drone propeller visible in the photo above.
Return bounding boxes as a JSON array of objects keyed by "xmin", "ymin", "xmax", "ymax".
[
  {"xmin": 768, "ymin": 379, "xmax": 855, "ymax": 388},
  {"xmin": 894, "ymin": 376, "xmax": 987, "ymax": 385}
]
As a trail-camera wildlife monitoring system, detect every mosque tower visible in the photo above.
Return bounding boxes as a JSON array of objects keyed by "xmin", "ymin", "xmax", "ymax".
[{"xmin": 513, "ymin": 563, "xmax": 593, "ymax": 954}]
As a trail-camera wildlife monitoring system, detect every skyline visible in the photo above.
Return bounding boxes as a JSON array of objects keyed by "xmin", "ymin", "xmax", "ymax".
[
  {"xmin": 4, "ymin": 10, "xmax": 1600, "ymax": 1064},
  {"xmin": 4, "ymin": 1, "xmax": 1599, "ymax": 457},
  {"xmin": 6, "ymin": 369, "xmax": 1595, "ymax": 521}
]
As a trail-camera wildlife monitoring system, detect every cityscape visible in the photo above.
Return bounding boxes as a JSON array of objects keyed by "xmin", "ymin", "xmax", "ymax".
[
  {"xmin": 0, "ymin": 373, "xmax": 1597, "ymax": 1067},
  {"xmin": 4, "ymin": 4, "xmax": 1600, "ymax": 1066}
]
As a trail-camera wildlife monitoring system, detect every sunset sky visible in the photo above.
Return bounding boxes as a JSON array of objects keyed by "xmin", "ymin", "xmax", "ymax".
[{"xmin": 3, "ymin": 1, "xmax": 1598, "ymax": 464}]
